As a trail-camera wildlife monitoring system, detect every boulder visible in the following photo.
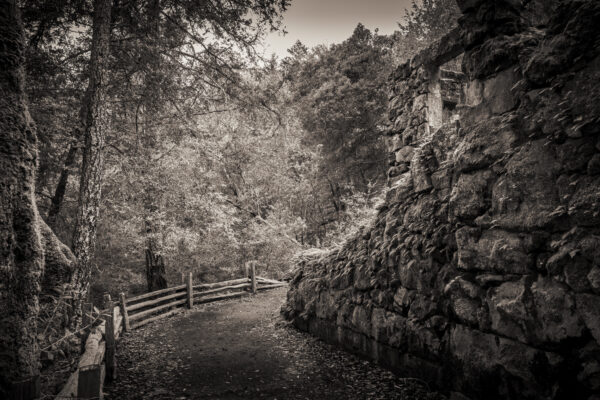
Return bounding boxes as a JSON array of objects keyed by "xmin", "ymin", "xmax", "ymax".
[
  {"xmin": 456, "ymin": 228, "xmax": 535, "ymax": 274},
  {"xmin": 395, "ymin": 145, "xmax": 415, "ymax": 163},
  {"xmin": 489, "ymin": 140, "xmax": 562, "ymax": 230},
  {"xmin": 483, "ymin": 68, "xmax": 519, "ymax": 115},
  {"xmin": 487, "ymin": 278, "xmax": 529, "ymax": 341},
  {"xmin": 411, "ymin": 148, "xmax": 434, "ymax": 193},
  {"xmin": 449, "ymin": 170, "xmax": 494, "ymax": 220},
  {"xmin": 530, "ymin": 277, "xmax": 584, "ymax": 343}
]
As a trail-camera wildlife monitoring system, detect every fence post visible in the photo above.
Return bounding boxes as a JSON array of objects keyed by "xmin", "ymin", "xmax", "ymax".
[
  {"xmin": 103, "ymin": 294, "xmax": 116, "ymax": 383},
  {"xmin": 251, "ymin": 261, "xmax": 257, "ymax": 294},
  {"xmin": 186, "ymin": 272, "xmax": 193, "ymax": 308},
  {"xmin": 244, "ymin": 261, "xmax": 249, "ymax": 279},
  {"xmin": 119, "ymin": 292, "xmax": 130, "ymax": 332},
  {"xmin": 78, "ymin": 364, "xmax": 105, "ymax": 400}
]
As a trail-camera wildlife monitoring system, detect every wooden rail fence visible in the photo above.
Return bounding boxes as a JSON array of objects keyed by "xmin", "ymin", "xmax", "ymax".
[{"xmin": 55, "ymin": 261, "xmax": 285, "ymax": 399}]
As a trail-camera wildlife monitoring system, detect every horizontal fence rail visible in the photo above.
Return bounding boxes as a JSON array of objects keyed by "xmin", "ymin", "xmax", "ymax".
[
  {"xmin": 126, "ymin": 284, "xmax": 187, "ymax": 303},
  {"xmin": 56, "ymin": 261, "xmax": 286, "ymax": 399}
]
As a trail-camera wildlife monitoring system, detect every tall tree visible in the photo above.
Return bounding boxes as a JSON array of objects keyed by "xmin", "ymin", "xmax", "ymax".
[
  {"xmin": 143, "ymin": 0, "xmax": 169, "ymax": 292},
  {"xmin": 70, "ymin": 0, "xmax": 112, "ymax": 310},
  {"xmin": 0, "ymin": 2, "xmax": 44, "ymax": 395},
  {"xmin": 0, "ymin": 0, "xmax": 75, "ymax": 396},
  {"xmin": 283, "ymin": 24, "xmax": 391, "ymax": 240},
  {"xmin": 46, "ymin": 144, "xmax": 78, "ymax": 229}
]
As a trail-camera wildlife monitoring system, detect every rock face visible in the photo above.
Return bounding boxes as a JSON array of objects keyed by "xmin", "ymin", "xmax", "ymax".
[{"xmin": 283, "ymin": 1, "xmax": 600, "ymax": 399}]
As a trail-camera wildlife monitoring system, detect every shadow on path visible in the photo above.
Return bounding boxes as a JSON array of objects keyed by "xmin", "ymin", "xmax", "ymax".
[{"xmin": 106, "ymin": 288, "xmax": 443, "ymax": 399}]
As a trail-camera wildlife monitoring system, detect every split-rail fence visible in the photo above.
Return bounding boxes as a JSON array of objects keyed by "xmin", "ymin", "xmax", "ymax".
[{"xmin": 55, "ymin": 261, "xmax": 286, "ymax": 399}]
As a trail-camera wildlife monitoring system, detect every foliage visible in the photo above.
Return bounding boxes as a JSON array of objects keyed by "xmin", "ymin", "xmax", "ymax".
[
  {"xmin": 284, "ymin": 24, "xmax": 390, "ymax": 191},
  {"xmin": 275, "ymin": 24, "xmax": 392, "ymax": 251},
  {"xmin": 23, "ymin": 0, "xmax": 460, "ymax": 300},
  {"xmin": 392, "ymin": 0, "xmax": 461, "ymax": 64}
]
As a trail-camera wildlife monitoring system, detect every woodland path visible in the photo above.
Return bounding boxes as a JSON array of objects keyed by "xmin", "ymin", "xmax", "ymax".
[{"xmin": 106, "ymin": 287, "xmax": 444, "ymax": 400}]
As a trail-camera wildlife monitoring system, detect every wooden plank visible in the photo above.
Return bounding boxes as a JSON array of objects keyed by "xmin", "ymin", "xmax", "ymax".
[
  {"xmin": 130, "ymin": 307, "xmax": 184, "ymax": 329},
  {"xmin": 251, "ymin": 261, "xmax": 257, "ymax": 294},
  {"xmin": 114, "ymin": 314, "xmax": 123, "ymax": 339},
  {"xmin": 79, "ymin": 324, "xmax": 104, "ymax": 368},
  {"xmin": 194, "ymin": 283, "xmax": 250, "ymax": 297},
  {"xmin": 128, "ymin": 298, "xmax": 187, "ymax": 321},
  {"xmin": 257, "ymin": 283, "xmax": 288, "ymax": 291},
  {"xmin": 126, "ymin": 284, "xmax": 187, "ymax": 303},
  {"xmin": 113, "ymin": 304, "xmax": 121, "ymax": 332},
  {"xmin": 58, "ymin": 312, "xmax": 114, "ymax": 398},
  {"xmin": 257, "ymin": 276, "xmax": 284, "ymax": 284},
  {"xmin": 119, "ymin": 292, "xmax": 130, "ymax": 332},
  {"xmin": 77, "ymin": 364, "xmax": 105, "ymax": 400},
  {"xmin": 104, "ymin": 294, "xmax": 116, "ymax": 383},
  {"xmin": 94, "ymin": 341, "xmax": 106, "ymax": 365},
  {"xmin": 186, "ymin": 272, "xmax": 193, "ymax": 309},
  {"xmin": 193, "ymin": 278, "xmax": 249, "ymax": 290},
  {"xmin": 195, "ymin": 291, "xmax": 249, "ymax": 304},
  {"xmin": 126, "ymin": 291, "xmax": 186, "ymax": 312}
]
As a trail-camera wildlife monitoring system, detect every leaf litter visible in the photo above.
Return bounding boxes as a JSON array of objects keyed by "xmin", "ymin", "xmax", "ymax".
[{"xmin": 106, "ymin": 288, "xmax": 445, "ymax": 400}]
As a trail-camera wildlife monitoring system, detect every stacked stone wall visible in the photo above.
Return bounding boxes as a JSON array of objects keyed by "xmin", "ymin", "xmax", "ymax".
[{"xmin": 283, "ymin": 1, "xmax": 600, "ymax": 399}]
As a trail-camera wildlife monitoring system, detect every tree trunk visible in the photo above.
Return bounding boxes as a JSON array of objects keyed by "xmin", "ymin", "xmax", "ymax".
[
  {"xmin": 70, "ymin": 0, "xmax": 112, "ymax": 312},
  {"xmin": 145, "ymin": 244, "xmax": 167, "ymax": 292},
  {"xmin": 0, "ymin": 1, "xmax": 45, "ymax": 396},
  {"xmin": 39, "ymin": 218, "xmax": 76, "ymax": 298},
  {"xmin": 142, "ymin": 0, "xmax": 168, "ymax": 293},
  {"xmin": 46, "ymin": 142, "xmax": 78, "ymax": 230}
]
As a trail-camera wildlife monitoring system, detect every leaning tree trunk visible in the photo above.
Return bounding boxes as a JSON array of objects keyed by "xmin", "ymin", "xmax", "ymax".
[
  {"xmin": 70, "ymin": 0, "xmax": 112, "ymax": 316},
  {"xmin": 0, "ymin": 1, "xmax": 44, "ymax": 396},
  {"xmin": 46, "ymin": 142, "xmax": 78, "ymax": 230}
]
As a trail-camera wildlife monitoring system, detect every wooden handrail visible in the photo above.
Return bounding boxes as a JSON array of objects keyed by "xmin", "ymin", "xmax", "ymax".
[
  {"xmin": 126, "ymin": 284, "xmax": 187, "ymax": 303},
  {"xmin": 194, "ymin": 282, "xmax": 251, "ymax": 297},
  {"xmin": 131, "ymin": 308, "xmax": 183, "ymax": 330},
  {"xmin": 193, "ymin": 277, "xmax": 249, "ymax": 290},
  {"xmin": 257, "ymin": 282, "xmax": 287, "ymax": 290},
  {"xmin": 256, "ymin": 276, "xmax": 283, "ymax": 285},
  {"xmin": 127, "ymin": 291, "xmax": 187, "ymax": 312},
  {"xmin": 196, "ymin": 291, "xmax": 249, "ymax": 304},
  {"xmin": 128, "ymin": 298, "xmax": 187, "ymax": 321}
]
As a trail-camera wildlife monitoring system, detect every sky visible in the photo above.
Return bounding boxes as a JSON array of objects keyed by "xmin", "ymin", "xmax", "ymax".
[{"xmin": 262, "ymin": 0, "xmax": 413, "ymax": 59}]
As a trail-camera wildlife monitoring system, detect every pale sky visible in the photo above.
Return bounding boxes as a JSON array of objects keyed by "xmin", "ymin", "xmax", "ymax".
[{"xmin": 262, "ymin": 0, "xmax": 413, "ymax": 59}]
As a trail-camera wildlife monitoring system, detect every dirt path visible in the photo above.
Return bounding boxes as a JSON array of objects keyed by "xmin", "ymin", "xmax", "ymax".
[{"xmin": 106, "ymin": 288, "xmax": 444, "ymax": 400}]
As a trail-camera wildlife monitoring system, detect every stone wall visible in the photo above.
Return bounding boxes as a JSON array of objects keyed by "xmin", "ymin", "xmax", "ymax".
[{"xmin": 282, "ymin": 1, "xmax": 600, "ymax": 399}]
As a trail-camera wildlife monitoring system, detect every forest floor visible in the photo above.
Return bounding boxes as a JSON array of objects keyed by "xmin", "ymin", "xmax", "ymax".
[{"xmin": 105, "ymin": 287, "xmax": 445, "ymax": 400}]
